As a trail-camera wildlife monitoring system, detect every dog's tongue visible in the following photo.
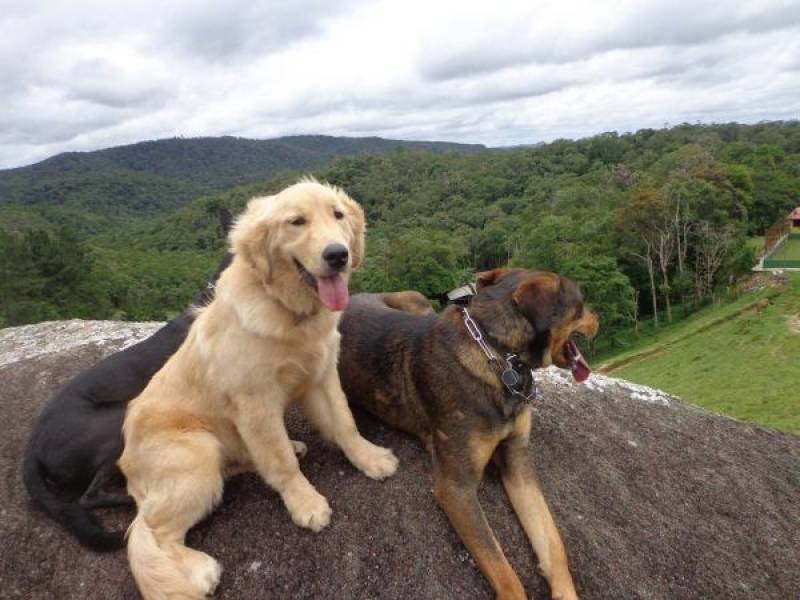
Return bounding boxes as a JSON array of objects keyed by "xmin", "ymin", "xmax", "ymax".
[
  {"xmin": 568, "ymin": 340, "xmax": 592, "ymax": 383},
  {"xmin": 317, "ymin": 274, "xmax": 349, "ymax": 312}
]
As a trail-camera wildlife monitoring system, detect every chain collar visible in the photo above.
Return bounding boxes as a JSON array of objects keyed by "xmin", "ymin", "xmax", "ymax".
[{"xmin": 460, "ymin": 307, "xmax": 538, "ymax": 402}]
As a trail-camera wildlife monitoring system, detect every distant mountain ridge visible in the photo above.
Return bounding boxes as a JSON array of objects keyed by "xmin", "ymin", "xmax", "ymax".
[
  {"xmin": 2, "ymin": 135, "xmax": 485, "ymax": 183},
  {"xmin": 0, "ymin": 135, "xmax": 486, "ymax": 231}
]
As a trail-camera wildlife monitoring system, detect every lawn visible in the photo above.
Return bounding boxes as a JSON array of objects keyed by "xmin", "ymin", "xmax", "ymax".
[
  {"xmin": 600, "ymin": 275, "xmax": 800, "ymax": 433},
  {"xmin": 769, "ymin": 236, "xmax": 800, "ymax": 260}
]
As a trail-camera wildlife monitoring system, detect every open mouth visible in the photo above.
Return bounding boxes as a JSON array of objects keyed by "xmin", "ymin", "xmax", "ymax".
[
  {"xmin": 563, "ymin": 337, "xmax": 592, "ymax": 383},
  {"xmin": 293, "ymin": 258, "xmax": 350, "ymax": 312}
]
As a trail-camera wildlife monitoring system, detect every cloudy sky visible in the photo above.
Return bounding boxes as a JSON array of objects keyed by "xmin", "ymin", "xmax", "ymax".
[{"xmin": 2, "ymin": 0, "xmax": 799, "ymax": 169}]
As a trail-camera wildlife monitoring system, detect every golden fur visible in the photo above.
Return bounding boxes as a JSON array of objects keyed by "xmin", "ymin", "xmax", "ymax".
[{"xmin": 119, "ymin": 180, "xmax": 398, "ymax": 600}]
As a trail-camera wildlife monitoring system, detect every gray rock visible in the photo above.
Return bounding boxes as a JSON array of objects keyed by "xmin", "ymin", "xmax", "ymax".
[{"xmin": 1, "ymin": 320, "xmax": 798, "ymax": 599}]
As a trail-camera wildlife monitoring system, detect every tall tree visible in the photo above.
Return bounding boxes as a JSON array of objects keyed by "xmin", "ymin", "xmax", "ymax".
[
  {"xmin": 617, "ymin": 189, "xmax": 673, "ymax": 326},
  {"xmin": 693, "ymin": 222, "xmax": 737, "ymax": 300}
]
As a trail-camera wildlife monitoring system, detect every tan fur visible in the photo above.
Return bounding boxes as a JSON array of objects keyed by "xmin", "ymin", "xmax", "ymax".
[
  {"xmin": 381, "ymin": 290, "xmax": 435, "ymax": 315},
  {"xmin": 119, "ymin": 180, "xmax": 397, "ymax": 600},
  {"xmin": 498, "ymin": 408, "xmax": 576, "ymax": 600}
]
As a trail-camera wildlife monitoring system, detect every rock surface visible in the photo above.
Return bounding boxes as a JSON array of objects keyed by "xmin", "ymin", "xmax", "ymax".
[{"xmin": 1, "ymin": 320, "xmax": 798, "ymax": 600}]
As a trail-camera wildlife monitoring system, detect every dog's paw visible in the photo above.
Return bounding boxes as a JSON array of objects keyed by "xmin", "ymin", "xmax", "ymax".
[
  {"xmin": 185, "ymin": 551, "xmax": 222, "ymax": 596},
  {"xmin": 290, "ymin": 440, "xmax": 308, "ymax": 458},
  {"xmin": 353, "ymin": 443, "xmax": 399, "ymax": 481},
  {"xmin": 286, "ymin": 488, "xmax": 332, "ymax": 532}
]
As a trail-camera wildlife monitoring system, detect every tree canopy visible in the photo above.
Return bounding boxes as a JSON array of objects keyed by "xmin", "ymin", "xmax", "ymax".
[{"xmin": 2, "ymin": 121, "xmax": 798, "ymax": 352}]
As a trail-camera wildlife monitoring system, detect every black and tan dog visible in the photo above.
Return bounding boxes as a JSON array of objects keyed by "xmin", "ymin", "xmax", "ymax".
[{"xmin": 339, "ymin": 268, "xmax": 598, "ymax": 600}]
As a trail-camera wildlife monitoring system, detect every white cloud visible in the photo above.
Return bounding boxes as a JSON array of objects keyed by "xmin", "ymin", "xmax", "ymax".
[{"xmin": 0, "ymin": 0, "xmax": 799, "ymax": 168}]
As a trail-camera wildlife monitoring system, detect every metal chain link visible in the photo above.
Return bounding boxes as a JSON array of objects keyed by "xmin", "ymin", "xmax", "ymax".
[{"xmin": 462, "ymin": 307, "xmax": 501, "ymax": 365}]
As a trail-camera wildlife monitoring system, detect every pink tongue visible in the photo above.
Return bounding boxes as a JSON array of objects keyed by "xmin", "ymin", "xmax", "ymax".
[
  {"xmin": 316, "ymin": 274, "xmax": 349, "ymax": 312},
  {"xmin": 569, "ymin": 342, "xmax": 592, "ymax": 383}
]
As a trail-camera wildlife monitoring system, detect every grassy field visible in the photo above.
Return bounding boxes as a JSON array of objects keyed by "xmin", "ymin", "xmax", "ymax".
[
  {"xmin": 769, "ymin": 237, "xmax": 800, "ymax": 260},
  {"xmin": 599, "ymin": 274, "xmax": 800, "ymax": 433}
]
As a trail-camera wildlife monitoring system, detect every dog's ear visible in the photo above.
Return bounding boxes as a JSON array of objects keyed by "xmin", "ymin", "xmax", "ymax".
[
  {"xmin": 341, "ymin": 193, "xmax": 366, "ymax": 269},
  {"xmin": 476, "ymin": 268, "xmax": 512, "ymax": 290},
  {"xmin": 512, "ymin": 273, "xmax": 561, "ymax": 332},
  {"xmin": 229, "ymin": 197, "xmax": 273, "ymax": 282}
]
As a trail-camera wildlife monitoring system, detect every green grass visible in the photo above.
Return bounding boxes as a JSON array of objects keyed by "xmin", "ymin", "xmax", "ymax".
[
  {"xmin": 595, "ymin": 291, "xmax": 777, "ymax": 365},
  {"xmin": 769, "ymin": 237, "xmax": 800, "ymax": 260},
  {"xmin": 599, "ymin": 275, "xmax": 800, "ymax": 433}
]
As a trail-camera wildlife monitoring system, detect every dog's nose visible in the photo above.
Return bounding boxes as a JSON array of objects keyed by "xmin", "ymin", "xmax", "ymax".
[{"xmin": 322, "ymin": 244, "xmax": 349, "ymax": 271}]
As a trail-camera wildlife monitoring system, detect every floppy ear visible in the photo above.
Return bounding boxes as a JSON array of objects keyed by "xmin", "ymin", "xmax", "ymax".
[
  {"xmin": 342, "ymin": 193, "xmax": 366, "ymax": 269},
  {"xmin": 229, "ymin": 197, "xmax": 274, "ymax": 282},
  {"xmin": 512, "ymin": 274, "xmax": 561, "ymax": 332},
  {"xmin": 475, "ymin": 268, "xmax": 512, "ymax": 290}
]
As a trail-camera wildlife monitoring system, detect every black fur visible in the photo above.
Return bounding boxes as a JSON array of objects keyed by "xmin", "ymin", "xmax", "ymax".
[{"xmin": 23, "ymin": 253, "xmax": 232, "ymax": 552}]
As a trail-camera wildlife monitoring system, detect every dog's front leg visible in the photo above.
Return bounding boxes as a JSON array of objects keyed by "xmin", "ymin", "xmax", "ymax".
[
  {"xmin": 301, "ymin": 365, "xmax": 398, "ymax": 480},
  {"xmin": 432, "ymin": 435, "xmax": 526, "ymax": 600},
  {"xmin": 233, "ymin": 394, "xmax": 332, "ymax": 532},
  {"xmin": 497, "ymin": 407, "xmax": 578, "ymax": 600}
]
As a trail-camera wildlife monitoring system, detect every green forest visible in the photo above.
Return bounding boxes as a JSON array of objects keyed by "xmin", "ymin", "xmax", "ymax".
[{"xmin": 2, "ymin": 122, "xmax": 799, "ymax": 357}]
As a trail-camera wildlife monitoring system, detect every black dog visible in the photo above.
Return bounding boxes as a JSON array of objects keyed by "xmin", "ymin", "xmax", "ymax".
[{"xmin": 23, "ymin": 252, "xmax": 232, "ymax": 552}]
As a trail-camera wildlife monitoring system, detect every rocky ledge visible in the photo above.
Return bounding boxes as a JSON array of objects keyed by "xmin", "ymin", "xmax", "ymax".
[{"xmin": 0, "ymin": 320, "xmax": 798, "ymax": 599}]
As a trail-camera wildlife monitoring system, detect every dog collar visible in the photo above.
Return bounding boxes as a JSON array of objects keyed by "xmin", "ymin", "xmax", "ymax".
[{"xmin": 459, "ymin": 307, "xmax": 537, "ymax": 402}]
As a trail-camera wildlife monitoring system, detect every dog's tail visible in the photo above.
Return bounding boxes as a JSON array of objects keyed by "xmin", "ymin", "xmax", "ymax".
[
  {"xmin": 127, "ymin": 513, "xmax": 205, "ymax": 600},
  {"xmin": 22, "ymin": 451, "xmax": 125, "ymax": 552}
]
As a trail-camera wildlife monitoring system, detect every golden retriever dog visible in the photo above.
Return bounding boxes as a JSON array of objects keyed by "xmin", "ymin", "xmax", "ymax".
[{"xmin": 119, "ymin": 180, "xmax": 398, "ymax": 600}]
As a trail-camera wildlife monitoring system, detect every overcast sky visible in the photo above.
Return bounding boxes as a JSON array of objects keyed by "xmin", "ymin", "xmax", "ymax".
[{"xmin": 2, "ymin": 0, "xmax": 799, "ymax": 169}]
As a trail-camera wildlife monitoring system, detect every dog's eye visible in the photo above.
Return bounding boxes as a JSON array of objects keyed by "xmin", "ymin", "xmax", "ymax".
[
  {"xmin": 289, "ymin": 216, "xmax": 307, "ymax": 226},
  {"xmin": 333, "ymin": 209, "xmax": 344, "ymax": 220}
]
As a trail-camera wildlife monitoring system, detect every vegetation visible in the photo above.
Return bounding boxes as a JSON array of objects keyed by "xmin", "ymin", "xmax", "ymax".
[
  {"xmin": 2, "ymin": 124, "xmax": 798, "ymax": 433},
  {"xmin": 0, "ymin": 228, "xmax": 95, "ymax": 326},
  {"xmin": 0, "ymin": 228, "xmax": 214, "ymax": 327},
  {"xmin": 1, "ymin": 122, "xmax": 799, "ymax": 354},
  {"xmin": 0, "ymin": 135, "xmax": 484, "ymax": 235},
  {"xmin": 601, "ymin": 274, "xmax": 800, "ymax": 433}
]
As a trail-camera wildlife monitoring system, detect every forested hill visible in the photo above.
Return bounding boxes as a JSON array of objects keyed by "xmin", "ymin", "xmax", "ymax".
[
  {"xmin": 0, "ymin": 135, "xmax": 485, "ymax": 232},
  {"xmin": 1, "ymin": 121, "xmax": 799, "ymax": 340}
]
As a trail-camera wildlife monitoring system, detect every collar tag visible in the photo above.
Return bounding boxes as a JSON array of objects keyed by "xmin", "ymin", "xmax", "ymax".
[{"xmin": 501, "ymin": 367, "xmax": 521, "ymax": 388}]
